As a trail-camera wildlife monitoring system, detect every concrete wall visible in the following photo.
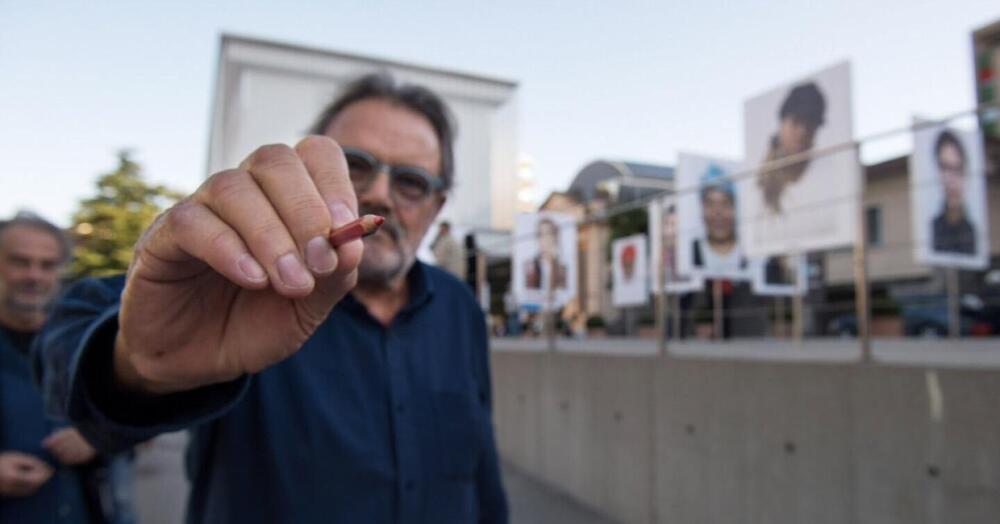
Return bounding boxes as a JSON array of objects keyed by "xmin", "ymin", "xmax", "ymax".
[{"xmin": 491, "ymin": 343, "xmax": 1000, "ymax": 524}]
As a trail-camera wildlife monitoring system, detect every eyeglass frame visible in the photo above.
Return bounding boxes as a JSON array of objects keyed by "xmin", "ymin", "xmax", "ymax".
[{"xmin": 341, "ymin": 145, "xmax": 445, "ymax": 204}]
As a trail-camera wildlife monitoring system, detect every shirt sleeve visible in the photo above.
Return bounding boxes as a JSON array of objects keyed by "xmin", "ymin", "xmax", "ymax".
[
  {"xmin": 32, "ymin": 276, "xmax": 250, "ymax": 455},
  {"xmin": 471, "ymin": 312, "xmax": 510, "ymax": 524}
]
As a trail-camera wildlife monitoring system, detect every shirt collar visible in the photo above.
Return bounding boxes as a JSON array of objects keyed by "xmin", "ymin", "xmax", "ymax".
[{"xmin": 342, "ymin": 261, "xmax": 436, "ymax": 320}]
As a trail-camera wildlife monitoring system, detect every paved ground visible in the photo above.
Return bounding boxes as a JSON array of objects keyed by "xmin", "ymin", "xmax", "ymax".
[
  {"xmin": 503, "ymin": 463, "xmax": 618, "ymax": 524},
  {"xmin": 133, "ymin": 432, "xmax": 615, "ymax": 523}
]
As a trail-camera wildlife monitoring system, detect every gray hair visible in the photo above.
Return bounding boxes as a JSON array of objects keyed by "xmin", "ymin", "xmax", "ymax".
[
  {"xmin": 0, "ymin": 210, "xmax": 72, "ymax": 264},
  {"xmin": 309, "ymin": 71, "xmax": 457, "ymax": 191}
]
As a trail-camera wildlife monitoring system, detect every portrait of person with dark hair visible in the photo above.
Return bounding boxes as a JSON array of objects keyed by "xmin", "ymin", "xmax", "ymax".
[
  {"xmin": 524, "ymin": 217, "xmax": 568, "ymax": 290},
  {"xmin": 764, "ymin": 255, "xmax": 795, "ymax": 286},
  {"xmin": 910, "ymin": 122, "xmax": 988, "ymax": 270},
  {"xmin": 751, "ymin": 254, "xmax": 807, "ymax": 296},
  {"xmin": 742, "ymin": 62, "xmax": 858, "ymax": 256},
  {"xmin": 691, "ymin": 163, "xmax": 748, "ymax": 276},
  {"xmin": 757, "ymin": 81, "xmax": 826, "ymax": 215},
  {"xmin": 930, "ymin": 129, "xmax": 976, "ymax": 255}
]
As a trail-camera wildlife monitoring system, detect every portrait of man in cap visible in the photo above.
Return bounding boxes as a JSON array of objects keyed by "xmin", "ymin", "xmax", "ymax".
[{"xmin": 691, "ymin": 163, "xmax": 749, "ymax": 277}]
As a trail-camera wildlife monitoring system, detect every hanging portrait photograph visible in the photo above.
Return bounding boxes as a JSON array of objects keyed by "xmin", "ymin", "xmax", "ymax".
[
  {"xmin": 512, "ymin": 212, "xmax": 578, "ymax": 308},
  {"xmin": 675, "ymin": 153, "xmax": 752, "ymax": 280},
  {"xmin": 910, "ymin": 123, "xmax": 990, "ymax": 269},
  {"xmin": 648, "ymin": 197, "xmax": 704, "ymax": 294},
  {"xmin": 752, "ymin": 254, "xmax": 809, "ymax": 296},
  {"xmin": 611, "ymin": 234, "xmax": 649, "ymax": 307},
  {"xmin": 739, "ymin": 61, "xmax": 860, "ymax": 257}
]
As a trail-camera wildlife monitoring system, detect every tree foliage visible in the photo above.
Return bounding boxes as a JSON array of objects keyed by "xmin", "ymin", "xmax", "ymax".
[
  {"xmin": 69, "ymin": 150, "xmax": 182, "ymax": 277},
  {"xmin": 605, "ymin": 207, "xmax": 648, "ymax": 261}
]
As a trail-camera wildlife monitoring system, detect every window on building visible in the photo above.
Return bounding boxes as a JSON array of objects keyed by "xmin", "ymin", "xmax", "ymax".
[{"xmin": 866, "ymin": 206, "xmax": 882, "ymax": 247}]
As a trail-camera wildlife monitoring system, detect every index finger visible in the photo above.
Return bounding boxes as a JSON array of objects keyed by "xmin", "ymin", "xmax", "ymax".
[{"xmin": 294, "ymin": 136, "xmax": 358, "ymax": 229}]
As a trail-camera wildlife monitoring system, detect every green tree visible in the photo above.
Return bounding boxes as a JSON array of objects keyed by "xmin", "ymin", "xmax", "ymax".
[
  {"xmin": 70, "ymin": 150, "xmax": 183, "ymax": 277},
  {"xmin": 605, "ymin": 207, "xmax": 648, "ymax": 261}
]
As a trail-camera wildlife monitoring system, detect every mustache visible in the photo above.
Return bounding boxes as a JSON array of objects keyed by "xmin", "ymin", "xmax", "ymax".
[{"xmin": 12, "ymin": 280, "xmax": 45, "ymax": 293}]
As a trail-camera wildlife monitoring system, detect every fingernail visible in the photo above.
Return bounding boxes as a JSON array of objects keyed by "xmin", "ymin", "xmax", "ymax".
[
  {"xmin": 277, "ymin": 253, "xmax": 313, "ymax": 288},
  {"xmin": 237, "ymin": 255, "xmax": 267, "ymax": 282},
  {"xmin": 305, "ymin": 236, "xmax": 338, "ymax": 274},
  {"xmin": 329, "ymin": 202, "xmax": 356, "ymax": 228}
]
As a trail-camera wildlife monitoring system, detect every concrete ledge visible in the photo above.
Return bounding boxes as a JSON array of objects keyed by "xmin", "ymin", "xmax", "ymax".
[
  {"xmin": 492, "ymin": 337, "xmax": 1000, "ymax": 370},
  {"xmin": 490, "ymin": 345, "xmax": 1000, "ymax": 524}
]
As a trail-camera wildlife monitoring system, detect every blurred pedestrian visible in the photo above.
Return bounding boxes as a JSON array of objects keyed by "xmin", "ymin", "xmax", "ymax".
[
  {"xmin": 430, "ymin": 220, "xmax": 466, "ymax": 279},
  {"xmin": 0, "ymin": 211, "xmax": 134, "ymax": 523}
]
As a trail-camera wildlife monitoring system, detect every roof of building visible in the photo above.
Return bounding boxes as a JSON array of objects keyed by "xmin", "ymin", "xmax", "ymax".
[{"xmin": 568, "ymin": 160, "xmax": 674, "ymax": 203}]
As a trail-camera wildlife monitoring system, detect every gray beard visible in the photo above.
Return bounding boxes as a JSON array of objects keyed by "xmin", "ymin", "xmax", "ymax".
[
  {"xmin": 4, "ymin": 294, "xmax": 48, "ymax": 315},
  {"xmin": 357, "ymin": 242, "xmax": 411, "ymax": 288}
]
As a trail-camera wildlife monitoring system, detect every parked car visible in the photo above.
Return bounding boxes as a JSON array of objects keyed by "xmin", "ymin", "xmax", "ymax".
[
  {"xmin": 978, "ymin": 269, "xmax": 1000, "ymax": 333},
  {"xmin": 827, "ymin": 314, "xmax": 859, "ymax": 338},
  {"xmin": 901, "ymin": 297, "xmax": 992, "ymax": 337},
  {"xmin": 826, "ymin": 293, "xmax": 993, "ymax": 338}
]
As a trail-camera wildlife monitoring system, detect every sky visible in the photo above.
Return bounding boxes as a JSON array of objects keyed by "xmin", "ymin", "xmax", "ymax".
[{"xmin": 1, "ymin": 0, "xmax": 997, "ymax": 226}]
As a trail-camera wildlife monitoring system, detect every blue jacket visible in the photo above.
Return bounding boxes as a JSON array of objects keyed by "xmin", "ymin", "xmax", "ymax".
[
  {"xmin": 34, "ymin": 263, "xmax": 508, "ymax": 524},
  {"xmin": 1, "ymin": 326, "xmax": 91, "ymax": 524}
]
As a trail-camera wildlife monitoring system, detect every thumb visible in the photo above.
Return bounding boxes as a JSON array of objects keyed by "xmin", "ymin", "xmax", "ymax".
[{"xmin": 295, "ymin": 233, "xmax": 363, "ymax": 327}]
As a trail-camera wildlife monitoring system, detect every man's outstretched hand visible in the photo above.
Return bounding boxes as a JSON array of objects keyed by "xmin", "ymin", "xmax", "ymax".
[{"xmin": 114, "ymin": 136, "xmax": 364, "ymax": 395}]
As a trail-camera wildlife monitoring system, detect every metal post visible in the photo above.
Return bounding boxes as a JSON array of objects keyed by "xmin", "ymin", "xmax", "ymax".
[
  {"xmin": 712, "ymin": 279, "xmax": 723, "ymax": 341},
  {"xmin": 853, "ymin": 145, "xmax": 872, "ymax": 361},
  {"xmin": 793, "ymin": 292, "xmax": 804, "ymax": 345},
  {"xmin": 672, "ymin": 294, "xmax": 682, "ymax": 343},
  {"xmin": 946, "ymin": 267, "xmax": 960, "ymax": 339},
  {"xmin": 545, "ymin": 258, "xmax": 557, "ymax": 352},
  {"xmin": 776, "ymin": 296, "xmax": 786, "ymax": 338},
  {"xmin": 655, "ymin": 235, "xmax": 668, "ymax": 354}
]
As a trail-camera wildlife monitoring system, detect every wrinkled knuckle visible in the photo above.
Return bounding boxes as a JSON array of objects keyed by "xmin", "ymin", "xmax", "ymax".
[
  {"xmin": 247, "ymin": 222, "xmax": 290, "ymax": 253},
  {"xmin": 164, "ymin": 201, "xmax": 200, "ymax": 233},
  {"xmin": 205, "ymin": 169, "xmax": 249, "ymax": 201},
  {"xmin": 251, "ymin": 144, "xmax": 299, "ymax": 172},
  {"xmin": 206, "ymin": 226, "xmax": 235, "ymax": 254},
  {"xmin": 289, "ymin": 196, "xmax": 330, "ymax": 230}
]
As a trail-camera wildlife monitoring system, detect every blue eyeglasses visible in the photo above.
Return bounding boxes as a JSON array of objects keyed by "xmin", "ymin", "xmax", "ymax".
[{"xmin": 342, "ymin": 146, "xmax": 444, "ymax": 203}]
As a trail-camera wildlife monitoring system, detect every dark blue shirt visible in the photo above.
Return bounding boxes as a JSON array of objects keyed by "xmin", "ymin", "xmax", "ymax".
[
  {"xmin": 1, "ymin": 326, "xmax": 91, "ymax": 524},
  {"xmin": 34, "ymin": 263, "xmax": 508, "ymax": 524}
]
